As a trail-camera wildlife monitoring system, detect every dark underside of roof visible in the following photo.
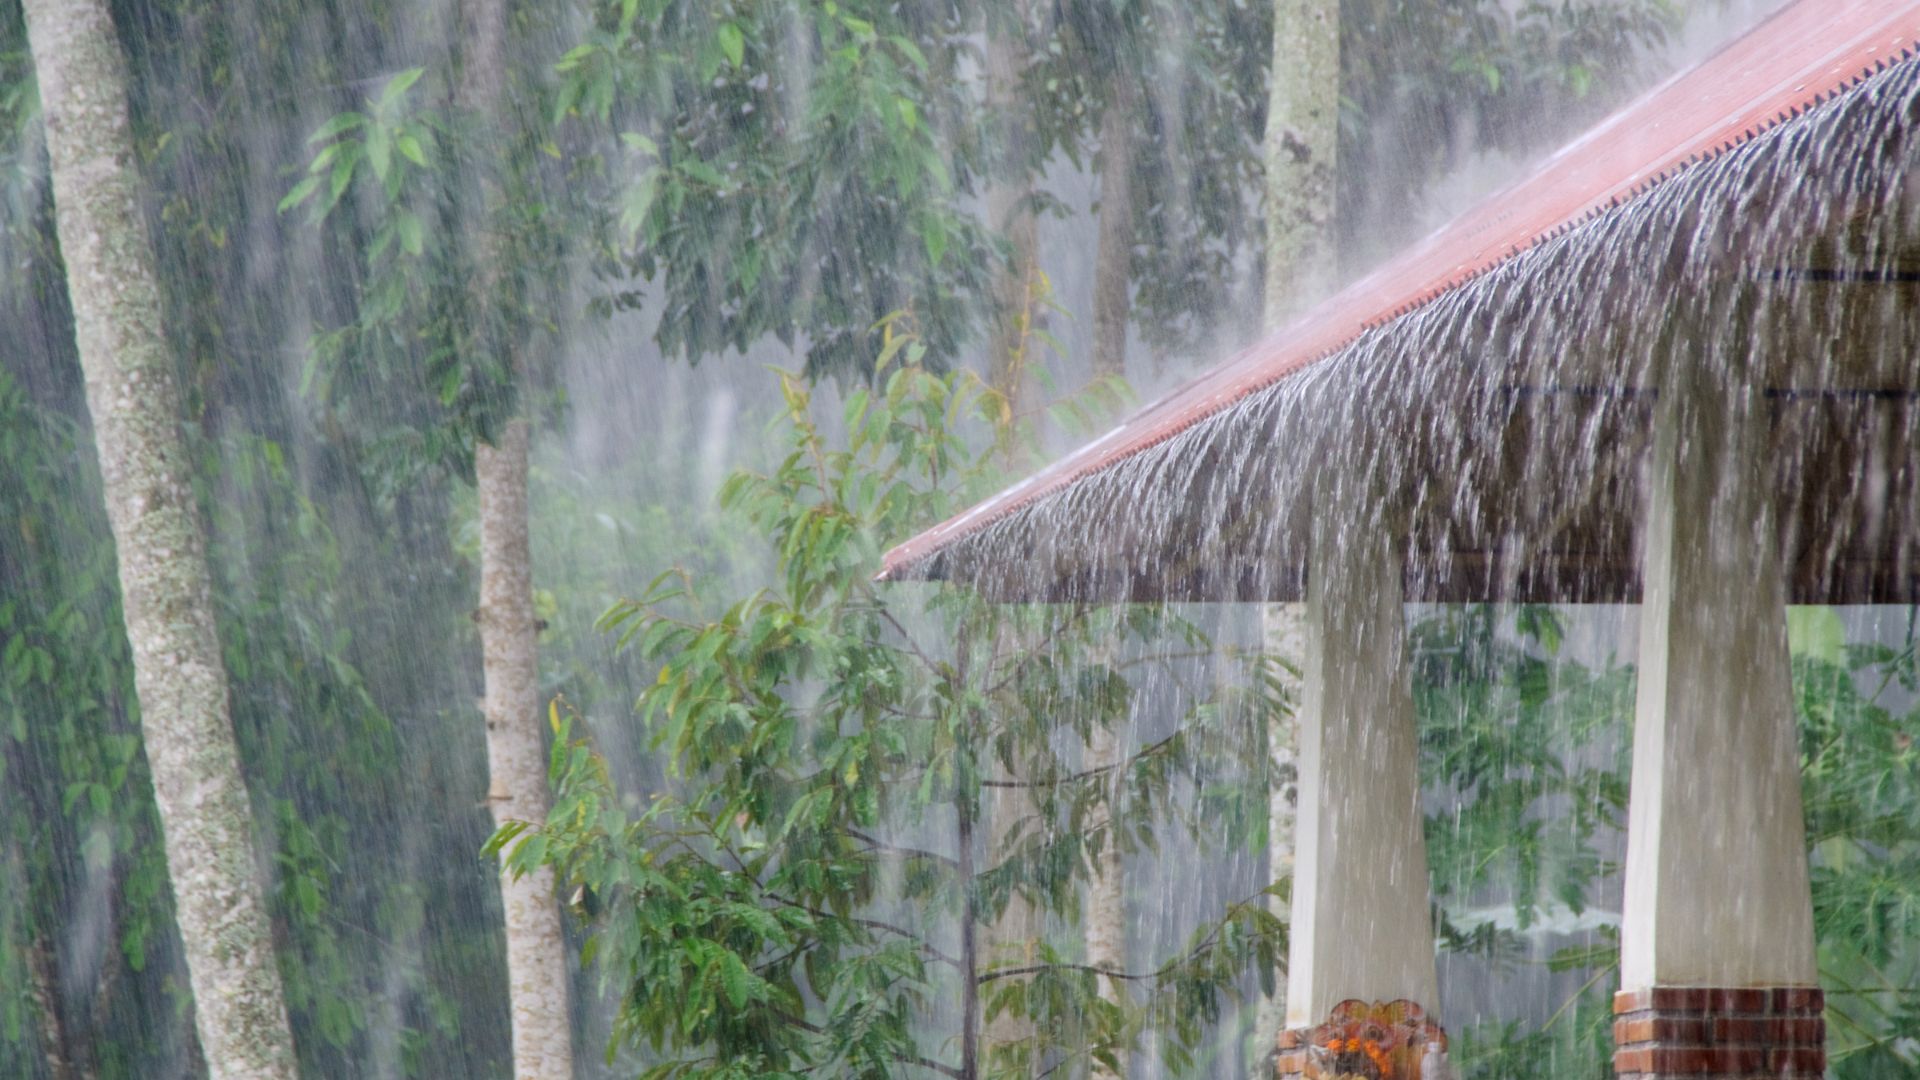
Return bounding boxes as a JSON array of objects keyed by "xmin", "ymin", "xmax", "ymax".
[{"xmin": 895, "ymin": 56, "xmax": 1920, "ymax": 606}]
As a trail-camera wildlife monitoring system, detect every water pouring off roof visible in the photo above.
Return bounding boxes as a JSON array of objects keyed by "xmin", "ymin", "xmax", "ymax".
[{"xmin": 879, "ymin": 0, "xmax": 1920, "ymax": 602}]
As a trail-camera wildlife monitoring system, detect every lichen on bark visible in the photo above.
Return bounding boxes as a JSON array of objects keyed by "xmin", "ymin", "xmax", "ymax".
[{"xmin": 1262, "ymin": 0, "xmax": 1340, "ymax": 330}]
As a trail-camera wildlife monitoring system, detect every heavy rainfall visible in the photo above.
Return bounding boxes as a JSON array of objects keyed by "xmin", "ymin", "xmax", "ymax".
[{"xmin": 0, "ymin": 0, "xmax": 1915, "ymax": 1079}]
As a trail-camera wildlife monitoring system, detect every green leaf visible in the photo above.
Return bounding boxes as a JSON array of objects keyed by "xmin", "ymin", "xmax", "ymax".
[
  {"xmin": 716, "ymin": 22, "xmax": 745, "ymax": 70},
  {"xmin": 678, "ymin": 159, "xmax": 725, "ymax": 188},
  {"xmin": 307, "ymin": 111, "xmax": 365, "ymax": 143},
  {"xmin": 888, "ymin": 35, "xmax": 928, "ymax": 72},
  {"xmin": 277, "ymin": 175, "xmax": 323, "ymax": 214},
  {"xmin": 718, "ymin": 951, "xmax": 752, "ymax": 1008},
  {"xmin": 396, "ymin": 211, "xmax": 425, "ymax": 257},
  {"xmin": 367, "ymin": 124, "xmax": 392, "ymax": 182},
  {"xmin": 619, "ymin": 169, "xmax": 660, "ymax": 242},
  {"xmin": 920, "ymin": 215, "xmax": 946, "ymax": 267},
  {"xmin": 323, "ymin": 150, "xmax": 357, "ymax": 216},
  {"xmin": 396, "ymin": 132, "xmax": 428, "ymax": 168},
  {"xmin": 379, "ymin": 67, "xmax": 426, "ymax": 109}
]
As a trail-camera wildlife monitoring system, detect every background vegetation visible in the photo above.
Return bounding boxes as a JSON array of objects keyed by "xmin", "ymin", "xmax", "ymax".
[{"xmin": 1, "ymin": 0, "xmax": 1914, "ymax": 1077}]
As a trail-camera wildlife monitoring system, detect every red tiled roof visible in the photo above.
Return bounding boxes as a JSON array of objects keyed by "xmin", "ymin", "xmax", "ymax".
[{"xmin": 880, "ymin": 0, "xmax": 1920, "ymax": 582}]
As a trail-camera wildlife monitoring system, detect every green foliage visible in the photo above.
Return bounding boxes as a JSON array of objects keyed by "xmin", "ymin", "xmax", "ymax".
[
  {"xmin": 558, "ymin": 0, "xmax": 995, "ymax": 380},
  {"xmin": 0, "ymin": 369, "xmax": 178, "ymax": 1078},
  {"xmin": 199, "ymin": 428, "xmax": 459, "ymax": 1074},
  {"xmin": 286, "ymin": 62, "xmax": 510, "ymax": 482},
  {"xmin": 2, "ymin": 4, "xmax": 517, "ymax": 1068},
  {"xmin": 1798, "ymin": 619, "xmax": 1920, "ymax": 1077},
  {"xmin": 280, "ymin": 68, "xmax": 438, "ymax": 248},
  {"xmin": 0, "ymin": 3, "xmax": 43, "ymax": 246},
  {"xmin": 542, "ymin": 0, "xmax": 1683, "ymax": 379},
  {"xmin": 285, "ymin": 9, "xmax": 583, "ymax": 485},
  {"xmin": 1337, "ymin": 0, "xmax": 1679, "ymax": 267},
  {"xmin": 1448, "ymin": 998, "xmax": 1614, "ymax": 1080},
  {"xmin": 1417, "ymin": 604, "xmax": 1920, "ymax": 1079},
  {"xmin": 1022, "ymin": 0, "xmax": 1273, "ymax": 356},
  {"xmin": 0, "ymin": 356, "xmax": 487, "ymax": 1077},
  {"xmin": 512, "ymin": 336, "xmax": 1284, "ymax": 1077},
  {"xmin": 1415, "ymin": 605, "xmax": 1631, "ymax": 939},
  {"xmin": 5, "ymin": 1, "xmax": 1913, "ymax": 1077},
  {"xmin": 1408, "ymin": 604, "xmax": 1631, "ymax": 1080}
]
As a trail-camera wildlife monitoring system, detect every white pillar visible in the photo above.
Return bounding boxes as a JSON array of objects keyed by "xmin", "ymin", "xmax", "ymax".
[
  {"xmin": 1284, "ymin": 491, "xmax": 1438, "ymax": 1029},
  {"xmin": 1619, "ymin": 366, "xmax": 1817, "ymax": 991}
]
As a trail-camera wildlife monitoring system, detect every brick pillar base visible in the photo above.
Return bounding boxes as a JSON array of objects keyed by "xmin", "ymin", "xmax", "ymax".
[
  {"xmin": 1612, "ymin": 987, "xmax": 1824, "ymax": 1079},
  {"xmin": 1275, "ymin": 999, "xmax": 1448, "ymax": 1079}
]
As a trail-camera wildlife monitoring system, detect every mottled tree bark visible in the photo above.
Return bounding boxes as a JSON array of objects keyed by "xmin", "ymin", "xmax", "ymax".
[
  {"xmin": 458, "ymin": 0, "xmax": 576, "ymax": 1074},
  {"xmin": 1089, "ymin": 80, "xmax": 1136, "ymax": 382},
  {"xmin": 1262, "ymin": 0, "xmax": 1339, "ymax": 329},
  {"xmin": 983, "ymin": 782, "xmax": 1039, "ymax": 1067},
  {"xmin": 27, "ymin": 935, "xmax": 80, "ymax": 1080},
  {"xmin": 1084, "ymin": 85, "xmax": 1136, "ymax": 1075},
  {"xmin": 18, "ymin": 1, "xmax": 299, "ymax": 1076},
  {"xmin": 475, "ymin": 422, "xmax": 573, "ymax": 1079},
  {"xmin": 1084, "ymin": 723, "xmax": 1127, "ymax": 1080},
  {"xmin": 1256, "ymin": 0, "xmax": 1338, "ymax": 1064}
]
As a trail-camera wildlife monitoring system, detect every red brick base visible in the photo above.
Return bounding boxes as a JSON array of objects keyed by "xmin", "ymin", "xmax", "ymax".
[{"xmin": 1612, "ymin": 986, "xmax": 1824, "ymax": 1079}]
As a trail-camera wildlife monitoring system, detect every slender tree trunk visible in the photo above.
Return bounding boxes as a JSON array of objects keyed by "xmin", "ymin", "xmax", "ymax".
[
  {"xmin": 978, "ymin": 14, "xmax": 1046, "ymax": 1070},
  {"xmin": 1084, "ymin": 725, "xmax": 1127, "ymax": 1080},
  {"xmin": 1255, "ymin": 0, "xmax": 1338, "ymax": 1066},
  {"xmin": 475, "ymin": 421, "xmax": 573, "ymax": 1079},
  {"xmin": 457, "ymin": 2, "xmax": 576, "ymax": 1075},
  {"xmin": 958, "ymin": 795, "xmax": 981, "ymax": 1080},
  {"xmin": 1261, "ymin": 0, "xmax": 1340, "ymax": 330},
  {"xmin": 1086, "ymin": 87, "xmax": 1136, "ymax": 1076},
  {"xmin": 1090, "ymin": 80, "xmax": 1136, "ymax": 383},
  {"xmin": 19, "ymin": 2, "xmax": 299, "ymax": 1076},
  {"xmin": 984, "ymin": 0, "xmax": 1040, "ymax": 408},
  {"xmin": 982, "ymin": 785, "xmax": 1038, "ymax": 1070}
]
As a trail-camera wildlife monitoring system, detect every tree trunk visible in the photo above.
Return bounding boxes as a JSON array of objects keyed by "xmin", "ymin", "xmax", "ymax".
[
  {"xmin": 475, "ymin": 421, "xmax": 574, "ymax": 1080},
  {"xmin": 1090, "ymin": 80, "xmax": 1136, "ymax": 382},
  {"xmin": 983, "ymin": 0, "xmax": 1040, "ymax": 408},
  {"xmin": 1256, "ymin": 0, "xmax": 1338, "ymax": 1066},
  {"xmin": 1261, "ymin": 0, "xmax": 1340, "ymax": 330},
  {"xmin": 1084, "ymin": 77, "xmax": 1139, "ymax": 1076},
  {"xmin": 1084, "ymin": 724, "xmax": 1127, "ymax": 1080},
  {"xmin": 958, "ymin": 795, "xmax": 981, "ymax": 1080},
  {"xmin": 26, "ymin": 934, "xmax": 81, "ymax": 1080},
  {"xmin": 1087, "ymin": 78, "xmax": 1139, "ymax": 1071},
  {"xmin": 982, "ymin": 784, "xmax": 1039, "ymax": 1071},
  {"xmin": 978, "ymin": 10, "xmax": 1046, "ymax": 1070},
  {"xmin": 457, "ymin": 0, "xmax": 576, "ymax": 1073},
  {"xmin": 18, "ymin": 1, "xmax": 299, "ymax": 1076}
]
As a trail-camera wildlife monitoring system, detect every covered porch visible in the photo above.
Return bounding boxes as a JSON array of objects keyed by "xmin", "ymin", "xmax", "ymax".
[{"xmin": 880, "ymin": 2, "xmax": 1920, "ymax": 1077}]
